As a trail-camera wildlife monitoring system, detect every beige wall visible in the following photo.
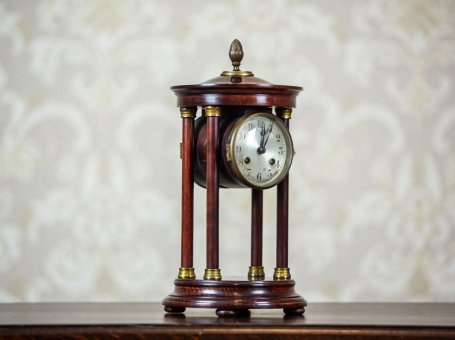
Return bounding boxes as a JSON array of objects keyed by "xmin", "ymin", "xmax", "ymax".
[{"xmin": 0, "ymin": 0, "xmax": 454, "ymax": 302}]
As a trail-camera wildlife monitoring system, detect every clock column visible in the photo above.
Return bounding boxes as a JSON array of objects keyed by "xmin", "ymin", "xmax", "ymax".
[
  {"xmin": 248, "ymin": 189, "xmax": 265, "ymax": 280},
  {"xmin": 274, "ymin": 107, "xmax": 292, "ymax": 280},
  {"xmin": 204, "ymin": 106, "xmax": 222, "ymax": 280},
  {"xmin": 178, "ymin": 107, "xmax": 197, "ymax": 280}
]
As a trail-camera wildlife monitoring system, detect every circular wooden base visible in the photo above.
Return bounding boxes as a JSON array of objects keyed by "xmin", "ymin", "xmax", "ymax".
[{"xmin": 163, "ymin": 279, "xmax": 306, "ymax": 316}]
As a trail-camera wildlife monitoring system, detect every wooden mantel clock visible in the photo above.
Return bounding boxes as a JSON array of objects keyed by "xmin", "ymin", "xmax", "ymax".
[{"xmin": 163, "ymin": 39, "xmax": 306, "ymax": 317}]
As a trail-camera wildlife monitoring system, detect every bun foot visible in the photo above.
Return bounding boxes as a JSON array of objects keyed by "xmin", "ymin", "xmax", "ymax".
[
  {"xmin": 164, "ymin": 306, "xmax": 186, "ymax": 314},
  {"xmin": 284, "ymin": 307, "xmax": 305, "ymax": 316},
  {"xmin": 216, "ymin": 308, "xmax": 251, "ymax": 317}
]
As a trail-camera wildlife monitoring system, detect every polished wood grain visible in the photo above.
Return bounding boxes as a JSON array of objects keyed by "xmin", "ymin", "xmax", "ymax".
[
  {"xmin": 276, "ymin": 118, "xmax": 290, "ymax": 270},
  {"xmin": 171, "ymin": 83, "xmax": 302, "ymax": 109},
  {"xmin": 251, "ymin": 189, "xmax": 263, "ymax": 267},
  {"xmin": 1, "ymin": 303, "xmax": 454, "ymax": 339},
  {"xmin": 205, "ymin": 115, "xmax": 220, "ymax": 272},
  {"xmin": 276, "ymin": 175, "xmax": 289, "ymax": 268},
  {"xmin": 181, "ymin": 115, "xmax": 194, "ymax": 269},
  {"xmin": 163, "ymin": 279, "xmax": 305, "ymax": 315}
]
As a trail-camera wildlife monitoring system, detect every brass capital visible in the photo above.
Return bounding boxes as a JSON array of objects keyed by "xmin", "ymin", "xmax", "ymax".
[
  {"xmin": 248, "ymin": 266, "xmax": 265, "ymax": 281},
  {"xmin": 180, "ymin": 107, "xmax": 197, "ymax": 118},
  {"xmin": 276, "ymin": 107, "xmax": 292, "ymax": 120},
  {"xmin": 204, "ymin": 106, "xmax": 221, "ymax": 117},
  {"xmin": 273, "ymin": 267, "xmax": 291, "ymax": 280},
  {"xmin": 178, "ymin": 267, "xmax": 196, "ymax": 279},
  {"xmin": 204, "ymin": 268, "xmax": 222, "ymax": 280}
]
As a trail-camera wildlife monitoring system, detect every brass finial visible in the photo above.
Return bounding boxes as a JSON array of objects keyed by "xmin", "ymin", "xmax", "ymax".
[
  {"xmin": 221, "ymin": 39, "xmax": 254, "ymax": 78},
  {"xmin": 229, "ymin": 39, "xmax": 243, "ymax": 71}
]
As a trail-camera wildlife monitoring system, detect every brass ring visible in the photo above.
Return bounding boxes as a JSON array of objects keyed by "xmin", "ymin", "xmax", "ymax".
[
  {"xmin": 276, "ymin": 108, "xmax": 292, "ymax": 120},
  {"xmin": 204, "ymin": 106, "xmax": 221, "ymax": 117},
  {"xmin": 204, "ymin": 268, "xmax": 222, "ymax": 280},
  {"xmin": 178, "ymin": 267, "xmax": 196, "ymax": 279},
  {"xmin": 248, "ymin": 266, "xmax": 265, "ymax": 281},
  {"xmin": 180, "ymin": 107, "xmax": 196, "ymax": 118},
  {"xmin": 273, "ymin": 267, "xmax": 291, "ymax": 280},
  {"xmin": 220, "ymin": 70, "xmax": 254, "ymax": 77}
]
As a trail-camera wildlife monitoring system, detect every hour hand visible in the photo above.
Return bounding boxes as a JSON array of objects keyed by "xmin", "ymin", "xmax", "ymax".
[{"xmin": 257, "ymin": 121, "xmax": 266, "ymax": 154}]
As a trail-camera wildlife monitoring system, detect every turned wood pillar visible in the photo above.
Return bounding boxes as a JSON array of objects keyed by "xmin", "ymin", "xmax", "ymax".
[
  {"xmin": 178, "ymin": 107, "xmax": 197, "ymax": 280},
  {"xmin": 274, "ymin": 107, "xmax": 292, "ymax": 280},
  {"xmin": 248, "ymin": 189, "xmax": 265, "ymax": 280},
  {"xmin": 204, "ymin": 106, "xmax": 222, "ymax": 280}
]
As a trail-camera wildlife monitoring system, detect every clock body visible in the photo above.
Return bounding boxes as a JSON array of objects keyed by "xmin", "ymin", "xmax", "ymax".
[{"xmin": 194, "ymin": 110, "xmax": 294, "ymax": 189}]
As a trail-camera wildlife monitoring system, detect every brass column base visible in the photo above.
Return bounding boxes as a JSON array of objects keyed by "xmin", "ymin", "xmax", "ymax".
[
  {"xmin": 273, "ymin": 267, "xmax": 291, "ymax": 280},
  {"xmin": 178, "ymin": 267, "xmax": 196, "ymax": 279},
  {"xmin": 204, "ymin": 268, "xmax": 222, "ymax": 280},
  {"xmin": 248, "ymin": 266, "xmax": 265, "ymax": 280}
]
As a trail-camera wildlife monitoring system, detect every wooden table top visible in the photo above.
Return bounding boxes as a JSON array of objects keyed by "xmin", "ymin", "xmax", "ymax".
[{"xmin": 0, "ymin": 302, "xmax": 454, "ymax": 338}]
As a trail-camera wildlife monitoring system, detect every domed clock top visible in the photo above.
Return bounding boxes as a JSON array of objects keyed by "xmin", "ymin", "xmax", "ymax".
[{"xmin": 171, "ymin": 39, "xmax": 303, "ymax": 108}]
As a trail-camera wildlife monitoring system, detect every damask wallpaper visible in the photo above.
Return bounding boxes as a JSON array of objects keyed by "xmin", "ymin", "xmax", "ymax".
[{"xmin": 0, "ymin": 0, "xmax": 454, "ymax": 302}]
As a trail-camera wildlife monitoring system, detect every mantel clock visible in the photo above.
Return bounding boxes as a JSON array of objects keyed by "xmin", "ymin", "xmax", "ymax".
[{"xmin": 163, "ymin": 39, "xmax": 306, "ymax": 317}]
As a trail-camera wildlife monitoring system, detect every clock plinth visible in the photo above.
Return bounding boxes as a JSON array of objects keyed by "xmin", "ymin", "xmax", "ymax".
[
  {"xmin": 163, "ymin": 40, "xmax": 306, "ymax": 317},
  {"xmin": 163, "ymin": 279, "xmax": 306, "ymax": 316}
]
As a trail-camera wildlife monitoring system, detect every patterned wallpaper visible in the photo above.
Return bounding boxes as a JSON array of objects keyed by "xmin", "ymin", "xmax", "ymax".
[{"xmin": 0, "ymin": 0, "xmax": 454, "ymax": 302}]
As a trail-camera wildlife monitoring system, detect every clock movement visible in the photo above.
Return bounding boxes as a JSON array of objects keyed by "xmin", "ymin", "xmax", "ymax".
[{"xmin": 163, "ymin": 39, "xmax": 306, "ymax": 317}]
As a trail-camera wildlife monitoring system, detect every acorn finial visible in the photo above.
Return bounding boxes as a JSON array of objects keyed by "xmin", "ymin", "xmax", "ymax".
[
  {"xmin": 220, "ymin": 39, "xmax": 253, "ymax": 78},
  {"xmin": 229, "ymin": 39, "xmax": 244, "ymax": 71}
]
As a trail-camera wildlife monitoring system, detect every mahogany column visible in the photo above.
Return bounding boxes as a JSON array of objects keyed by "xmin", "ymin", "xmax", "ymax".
[
  {"xmin": 274, "ymin": 108, "xmax": 292, "ymax": 280},
  {"xmin": 178, "ymin": 107, "xmax": 197, "ymax": 280},
  {"xmin": 203, "ymin": 106, "xmax": 222, "ymax": 280},
  {"xmin": 248, "ymin": 189, "xmax": 265, "ymax": 280}
]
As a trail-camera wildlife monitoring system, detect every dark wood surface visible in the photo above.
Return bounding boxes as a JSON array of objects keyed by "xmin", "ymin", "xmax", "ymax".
[
  {"xmin": 162, "ymin": 279, "xmax": 305, "ymax": 316},
  {"xmin": 205, "ymin": 115, "xmax": 220, "ymax": 272},
  {"xmin": 251, "ymin": 189, "xmax": 263, "ymax": 267},
  {"xmin": 1, "ymin": 303, "xmax": 454, "ymax": 338},
  {"xmin": 171, "ymin": 83, "xmax": 302, "ymax": 108},
  {"xmin": 276, "ymin": 117, "xmax": 290, "ymax": 271},
  {"xmin": 181, "ymin": 115, "xmax": 195, "ymax": 269}
]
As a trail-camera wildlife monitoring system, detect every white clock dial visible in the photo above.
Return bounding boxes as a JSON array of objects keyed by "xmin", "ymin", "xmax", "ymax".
[{"xmin": 228, "ymin": 112, "xmax": 294, "ymax": 189}]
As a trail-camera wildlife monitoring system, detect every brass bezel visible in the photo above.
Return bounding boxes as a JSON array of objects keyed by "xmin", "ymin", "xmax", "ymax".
[{"xmin": 227, "ymin": 112, "xmax": 295, "ymax": 190}]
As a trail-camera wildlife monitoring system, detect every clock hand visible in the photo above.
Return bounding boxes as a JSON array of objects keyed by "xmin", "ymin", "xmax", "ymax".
[
  {"xmin": 263, "ymin": 122, "xmax": 273, "ymax": 148},
  {"xmin": 260, "ymin": 123, "xmax": 265, "ymax": 147},
  {"xmin": 257, "ymin": 121, "xmax": 266, "ymax": 154}
]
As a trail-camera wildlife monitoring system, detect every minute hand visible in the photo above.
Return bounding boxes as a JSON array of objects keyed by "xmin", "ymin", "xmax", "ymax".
[
  {"xmin": 263, "ymin": 123, "xmax": 273, "ymax": 148},
  {"xmin": 259, "ymin": 124, "xmax": 265, "ymax": 148}
]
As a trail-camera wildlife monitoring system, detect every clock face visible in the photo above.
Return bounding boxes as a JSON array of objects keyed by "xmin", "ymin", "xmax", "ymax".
[{"xmin": 228, "ymin": 112, "xmax": 294, "ymax": 189}]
